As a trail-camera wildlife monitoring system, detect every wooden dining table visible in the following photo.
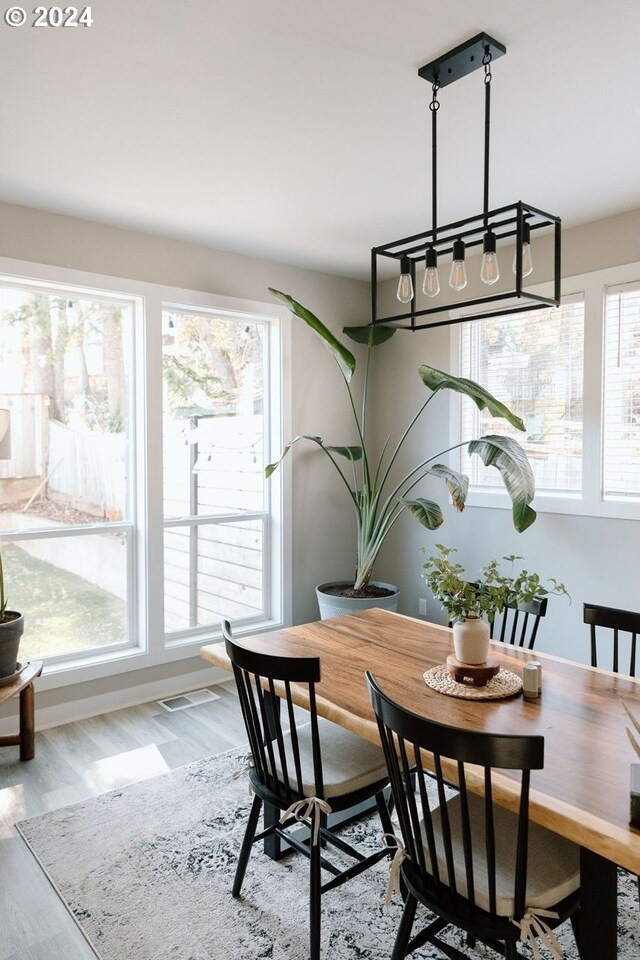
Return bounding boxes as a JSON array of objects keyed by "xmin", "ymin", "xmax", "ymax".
[{"xmin": 200, "ymin": 607, "xmax": 640, "ymax": 960}]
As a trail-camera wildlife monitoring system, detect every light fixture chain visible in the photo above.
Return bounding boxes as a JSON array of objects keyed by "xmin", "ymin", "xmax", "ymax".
[
  {"xmin": 483, "ymin": 49, "xmax": 493, "ymax": 84},
  {"xmin": 430, "ymin": 79, "xmax": 440, "ymax": 111},
  {"xmin": 430, "ymin": 80, "xmax": 440, "ymax": 241},
  {"xmin": 482, "ymin": 49, "xmax": 492, "ymax": 223}
]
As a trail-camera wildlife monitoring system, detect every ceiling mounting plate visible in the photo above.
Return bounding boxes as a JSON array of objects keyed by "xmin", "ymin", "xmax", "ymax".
[{"xmin": 418, "ymin": 32, "xmax": 506, "ymax": 87}]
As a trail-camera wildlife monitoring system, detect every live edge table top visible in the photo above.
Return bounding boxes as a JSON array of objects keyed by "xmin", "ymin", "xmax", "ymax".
[{"xmin": 200, "ymin": 607, "xmax": 640, "ymax": 875}]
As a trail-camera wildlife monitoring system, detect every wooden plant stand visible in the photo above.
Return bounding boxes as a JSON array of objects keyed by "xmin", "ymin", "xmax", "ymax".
[
  {"xmin": 0, "ymin": 661, "xmax": 43, "ymax": 761},
  {"xmin": 446, "ymin": 655, "xmax": 500, "ymax": 687}
]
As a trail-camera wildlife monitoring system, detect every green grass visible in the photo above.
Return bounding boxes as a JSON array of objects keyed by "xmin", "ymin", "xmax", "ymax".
[{"xmin": 2, "ymin": 543, "xmax": 127, "ymax": 660}]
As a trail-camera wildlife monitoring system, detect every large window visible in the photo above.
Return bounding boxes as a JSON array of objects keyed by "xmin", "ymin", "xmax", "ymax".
[
  {"xmin": 459, "ymin": 299, "xmax": 585, "ymax": 495},
  {"xmin": 162, "ymin": 307, "xmax": 269, "ymax": 636},
  {"xmin": 603, "ymin": 283, "xmax": 640, "ymax": 501},
  {"xmin": 456, "ymin": 267, "xmax": 640, "ymax": 518},
  {"xmin": 0, "ymin": 283, "xmax": 136, "ymax": 662},
  {"xmin": 0, "ymin": 263, "xmax": 287, "ymax": 684}
]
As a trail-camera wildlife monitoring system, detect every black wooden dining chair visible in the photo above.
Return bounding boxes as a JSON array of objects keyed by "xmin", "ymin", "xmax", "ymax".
[
  {"xmin": 366, "ymin": 672, "xmax": 581, "ymax": 960},
  {"xmin": 583, "ymin": 602, "xmax": 639, "ymax": 676},
  {"xmin": 223, "ymin": 621, "xmax": 393, "ymax": 960},
  {"xmin": 489, "ymin": 596, "xmax": 548, "ymax": 649}
]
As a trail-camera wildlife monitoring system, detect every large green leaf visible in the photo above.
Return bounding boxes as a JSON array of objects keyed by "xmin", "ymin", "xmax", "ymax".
[
  {"xmin": 343, "ymin": 324, "xmax": 396, "ymax": 347},
  {"xmin": 265, "ymin": 434, "xmax": 322, "ymax": 478},
  {"xmin": 467, "ymin": 435, "xmax": 536, "ymax": 532},
  {"xmin": 269, "ymin": 289, "xmax": 356, "ymax": 382},
  {"xmin": 426, "ymin": 464, "xmax": 469, "ymax": 512},
  {"xmin": 418, "ymin": 366, "xmax": 525, "ymax": 432},
  {"xmin": 325, "ymin": 446, "xmax": 363, "ymax": 461},
  {"xmin": 399, "ymin": 497, "xmax": 444, "ymax": 530}
]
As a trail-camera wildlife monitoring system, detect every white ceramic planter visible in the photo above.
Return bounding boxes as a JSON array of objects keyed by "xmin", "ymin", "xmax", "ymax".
[
  {"xmin": 452, "ymin": 616, "xmax": 490, "ymax": 664},
  {"xmin": 316, "ymin": 581, "xmax": 400, "ymax": 620}
]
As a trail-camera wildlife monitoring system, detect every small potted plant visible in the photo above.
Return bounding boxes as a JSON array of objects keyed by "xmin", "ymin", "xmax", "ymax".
[
  {"xmin": 421, "ymin": 544, "xmax": 568, "ymax": 664},
  {"xmin": 0, "ymin": 548, "xmax": 24, "ymax": 678}
]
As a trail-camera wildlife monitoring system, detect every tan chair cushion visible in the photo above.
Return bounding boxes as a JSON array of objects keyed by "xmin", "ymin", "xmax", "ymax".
[
  {"xmin": 271, "ymin": 717, "xmax": 388, "ymax": 800},
  {"xmin": 421, "ymin": 791, "xmax": 579, "ymax": 916}
]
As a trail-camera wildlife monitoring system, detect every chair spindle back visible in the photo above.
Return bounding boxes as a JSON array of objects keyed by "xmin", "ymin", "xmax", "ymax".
[
  {"xmin": 223, "ymin": 621, "xmax": 324, "ymax": 804},
  {"xmin": 583, "ymin": 602, "xmax": 639, "ymax": 676},
  {"xmin": 489, "ymin": 596, "xmax": 548, "ymax": 649},
  {"xmin": 367, "ymin": 671, "xmax": 544, "ymax": 922}
]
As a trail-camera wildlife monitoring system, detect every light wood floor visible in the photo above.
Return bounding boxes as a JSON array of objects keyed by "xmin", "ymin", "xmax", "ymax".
[{"xmin": 0, "ymin": 681, "xmax": 246, "ymax": 960}]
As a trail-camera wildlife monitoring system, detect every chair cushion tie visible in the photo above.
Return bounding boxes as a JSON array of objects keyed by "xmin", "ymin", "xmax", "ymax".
[
  {"xmin": 232, "ymin": 753, "xmax": 255, "ymax": 779},
  {"xmin": 232, "ymin": 754, "xmax": 255, "ymax": 794},
  {"xmin": 279, "ymin": 797, "xmax": 332, "ymax": 846},
  {"xmin": 511, "ymin": 909, "xmax": 563, "ymax": 960},
  {"xmin": 382, "ymin": 833, "xmax": 410, "ymax": 905}
]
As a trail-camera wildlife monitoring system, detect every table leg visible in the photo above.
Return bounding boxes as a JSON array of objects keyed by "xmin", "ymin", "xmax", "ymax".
[
  {"xmin": 262, "ymin": 691, "xmax": 287, "ymax": 859},
  {"xmin": 19, "ymin": 683, "xmax": 36, "ymax": 761},
  {"xmin": 577, "ymin": 847, "xmax": 617, "ymax": 960},
  {"xmin": 263, "ymin": 800, "xmax": 288, "ymax": 860}
]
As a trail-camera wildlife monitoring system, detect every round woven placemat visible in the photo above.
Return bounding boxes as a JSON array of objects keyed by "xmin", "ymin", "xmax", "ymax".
[{"xmin": 423, "ymin": 664, "xmax": 522, "ymax": 700}]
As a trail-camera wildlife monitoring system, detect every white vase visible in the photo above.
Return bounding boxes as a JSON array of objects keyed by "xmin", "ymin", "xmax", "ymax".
[{"xmin": 452, "ymin": 616, "xmax": 490, "ymax": 664}]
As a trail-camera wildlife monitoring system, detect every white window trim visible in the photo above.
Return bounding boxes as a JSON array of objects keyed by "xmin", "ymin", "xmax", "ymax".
[
  {"xmin": 449, "ymin": 261, "xmax": 640, "ymax": 522},
  {"xmin": 0, "ymin": 257, "xmax": 292, "ymax": 691}
]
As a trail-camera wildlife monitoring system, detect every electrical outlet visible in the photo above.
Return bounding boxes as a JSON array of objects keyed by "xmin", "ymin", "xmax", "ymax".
[{"xmin": 418, "ymin": 597, "xmax": 427, "ymax": 617}]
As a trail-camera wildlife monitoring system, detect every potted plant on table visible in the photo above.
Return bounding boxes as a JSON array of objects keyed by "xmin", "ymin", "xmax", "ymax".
[
  {"xmin": 267, "ymin": 290, "xmax": 539, "ymax": 619},
  {"xmin": 422, "ymin": 544, "xmax": 568, "ymax": 664},
  {"xmin": 0, "ymin": 548, "xmax": 24, "ymax": 678}
]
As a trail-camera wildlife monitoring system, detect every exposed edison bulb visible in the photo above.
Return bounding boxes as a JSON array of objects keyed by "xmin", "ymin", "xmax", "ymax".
[
  {"xmin": 481, "ymin": 253, "xmax": 500, "ymax": 285},
  {"xmin": 396, "ymin": 256, "xmax": 414, "ymax": 304},
  {"xmin": 422, "ymin": 248, "xmax": 440, "ymax": 298},
  {"xmin": 481, "ymin": 230, "xmax": 500, "ymax": 285},
  {"xmin": 449, "ymin": 238, "xmax": 467, "ymax": 291},
  {"xmin": 512, "ymin": 222, "xmax": 534, "ymax": 277}
]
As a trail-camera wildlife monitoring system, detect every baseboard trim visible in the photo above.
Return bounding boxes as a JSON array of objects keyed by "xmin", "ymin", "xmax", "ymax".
[{"xmin": 0, "ymin": 666, "xmax": 230, "ymax": 735}]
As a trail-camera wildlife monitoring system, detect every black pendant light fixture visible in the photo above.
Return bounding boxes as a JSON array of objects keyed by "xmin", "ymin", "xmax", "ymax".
[{"xmin": 371, "ymin": 33, "xmax": 561, "ymax": 331}]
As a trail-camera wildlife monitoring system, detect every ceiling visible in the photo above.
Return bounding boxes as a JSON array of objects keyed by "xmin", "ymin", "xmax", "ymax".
[{"xmin": 2, "ymin": 0, "xmax": 639, "ymax": 280}]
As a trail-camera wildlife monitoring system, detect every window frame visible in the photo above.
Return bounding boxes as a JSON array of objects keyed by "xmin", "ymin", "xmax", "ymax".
[
  {"xmin": 161, "ymin": 299, "xmax": 278, "ymax": 644},
  {"xmin": 0, "ymin": 257, "xmax": 292, "ymax": 692},
  {"xmin": 0, "ymin": 272, "xmax": 142, "ymax": 672},
  {"xmin": 450, "ymin": 261, "xmax": 640, "ymax": 522},
  {"xmin": 601, "ymin": 279, "xmax": 640, "ymax": 504}
]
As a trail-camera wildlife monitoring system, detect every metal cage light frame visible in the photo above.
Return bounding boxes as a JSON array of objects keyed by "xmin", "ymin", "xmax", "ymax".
[{"xmin": 371, "ymin": 33, "xmax": 561, "ymax": 331}]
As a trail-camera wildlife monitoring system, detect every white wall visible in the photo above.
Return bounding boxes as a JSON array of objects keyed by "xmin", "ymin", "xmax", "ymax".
[{"xmin": 370, "ymin": 209, "xmax": 640, "ymax": 664}]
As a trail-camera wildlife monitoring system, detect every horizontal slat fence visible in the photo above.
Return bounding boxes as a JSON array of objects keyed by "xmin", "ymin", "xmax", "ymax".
[{"xmin": 163, "ymin": 414, "xmax": 265, "ymax": 630}]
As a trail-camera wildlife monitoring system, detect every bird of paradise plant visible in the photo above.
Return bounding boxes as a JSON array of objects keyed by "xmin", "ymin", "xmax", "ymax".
[{"xmin": 266, "ymin": 290, "xmax": 537, "ymax": 595}]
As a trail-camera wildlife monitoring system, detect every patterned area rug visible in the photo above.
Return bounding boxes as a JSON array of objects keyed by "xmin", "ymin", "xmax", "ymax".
[{"xmin": 17, "ymin": 749, "xmax": 639, "ymax": 960}]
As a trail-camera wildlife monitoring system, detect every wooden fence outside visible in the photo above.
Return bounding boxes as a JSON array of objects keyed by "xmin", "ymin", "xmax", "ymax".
[
  {"xmin": 163, "ymin": 413, "xmax": 265, "ymax": 629},
  {"xmin": 0, "ymin": 400, "xmax": 265, "ymax": 629},
  {"xmin": 47, "ymin": 421, "xmax": 126, "ymax": 518},
  {"xmin": 0, "ymin": 394, "xmax": 48, "ymax": 480}
]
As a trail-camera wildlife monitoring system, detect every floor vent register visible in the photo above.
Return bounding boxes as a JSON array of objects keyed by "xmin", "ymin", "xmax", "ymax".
[{"xmin": 157, "ymin": 689, "xmax": 221, "ymax": 712}]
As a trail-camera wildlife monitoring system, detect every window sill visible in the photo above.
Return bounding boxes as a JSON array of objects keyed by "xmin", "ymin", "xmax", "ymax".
[
  {"xmin": 466, "ymin": 489, "xmax": 640, "ymax": 522},
  {"xmin": 164, "ymin": 616, "xmax": 288, "ymax": 650}
]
